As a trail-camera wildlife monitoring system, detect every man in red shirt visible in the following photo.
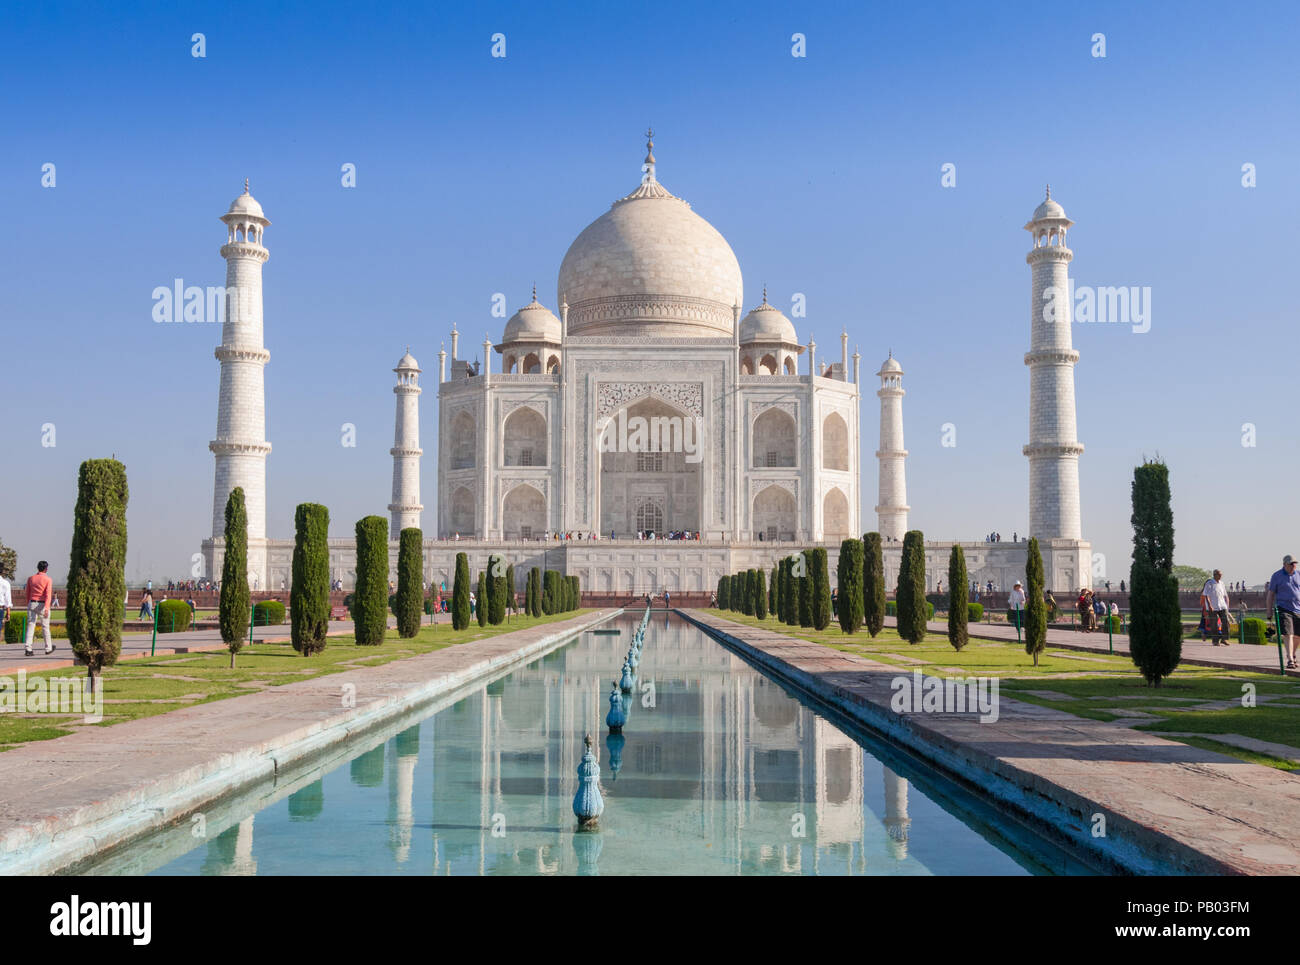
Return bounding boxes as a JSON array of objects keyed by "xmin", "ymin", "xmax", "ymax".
[{"xmin": 24, "ymin": 560, "xmax": 54, "ymax": 656}]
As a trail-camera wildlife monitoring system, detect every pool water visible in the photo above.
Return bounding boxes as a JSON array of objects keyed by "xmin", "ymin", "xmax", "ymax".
[{"xmin": 90, "ymin": 612, "xmax": 1094, "ymax": 875}]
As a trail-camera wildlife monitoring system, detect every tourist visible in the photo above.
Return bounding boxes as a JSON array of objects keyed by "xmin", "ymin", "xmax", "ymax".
[
  {"xmin": 24, "ymin": 560, "xmax": 55, "ymax": 656},
  {"xmin": 1119, "ymin": 579, "xmax": 1125, "ymax": 593},
  {"xmin": 1008, "ymin": 581, "xmax": 1026, "ymax": 626},
  {"xmin": 1201, "ymin": 569, "xmax": 1231, "ymax": 646},
  {"xmin": 0, "ymin": 564, "xmax": 11, "ymax": 636},
  {"xmin": 1265, "ymin": 554, "xmax": 1300, "ymax": 669},
  {"xmin": 139, "ymin": 586, "xmax": 154, "ymax": 621},
  {"xmin": 664, "ymin": 589, "xmax": 670, "ymax": 608},
  {"xmin": 1093, "ymin": 592, "xmax": 1107, "ymax": 628},
  {"xmin": 1044, "ymin": 588, "xmax": 1058, "ymax": 621}
]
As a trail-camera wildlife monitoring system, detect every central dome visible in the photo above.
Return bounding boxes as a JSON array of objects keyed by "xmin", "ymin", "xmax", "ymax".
[{"xmin": 557, "ymin": 136, "xmax": 742, "ymax": 338}]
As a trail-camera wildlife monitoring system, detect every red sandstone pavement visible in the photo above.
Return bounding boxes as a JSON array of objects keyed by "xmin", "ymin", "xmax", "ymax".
[
  {"xmin": 0, "ymin": 615, "xmax": 464, "ymax": 675},
  {"xmin": 895, "ymin": 616, "xmax": 1296, "ymax": 676},
  {"xmin": 684, "ymin": 609, "xmax": 1300, "ymax": 875}
]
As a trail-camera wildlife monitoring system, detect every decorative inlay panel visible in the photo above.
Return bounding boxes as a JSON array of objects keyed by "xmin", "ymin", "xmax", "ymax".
[{"xmin": 596, "ymin": 381, "xmax": 703, "ymax": 419}]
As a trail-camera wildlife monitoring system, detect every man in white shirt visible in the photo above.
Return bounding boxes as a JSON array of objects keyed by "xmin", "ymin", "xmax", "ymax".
[
  {"xmin": 0, "ymin": 565, "xmax": 12, "ymax": 632},
  {"xmin": 1201, "ymin": 569, "xmax": 1231, "ymax": 646},
  {"xmin": 1008, "ymin": 581, "xmax": 1027, "ymax": 624}
]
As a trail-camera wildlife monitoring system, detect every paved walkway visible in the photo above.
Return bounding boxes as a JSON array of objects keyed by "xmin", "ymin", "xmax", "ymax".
[
  {"xmin": 0, "ymin": 609, "xmax": 618, "ymax": 874},
  {"xmin": 0, "ymin": 615, "xmax": 465, "ymax": 675},
  {"xmin": 893, "ymin": 616, "xmax": 1294, "ymax": 676},
  {"xmin": 682, "ymin": 609, "xmax": 1300, "ymax": 875}
]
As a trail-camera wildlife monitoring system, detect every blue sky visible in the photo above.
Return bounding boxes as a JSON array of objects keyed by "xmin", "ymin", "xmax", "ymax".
[{"xmin": 3, "ymin": 0, "xmax": 1296, "ymax": 585}]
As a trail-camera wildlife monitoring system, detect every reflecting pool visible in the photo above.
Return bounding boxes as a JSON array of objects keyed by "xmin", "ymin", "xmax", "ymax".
[{"xmin": 84, "ymin": 612, "xmax": 1095, "ymax": 875}]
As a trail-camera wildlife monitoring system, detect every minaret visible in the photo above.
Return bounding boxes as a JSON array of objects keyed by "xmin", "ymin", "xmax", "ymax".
[
  {"xmin": 210, "ymin": 180, "xmax": 272, "ymax": 587},
  {"xmin": 840, "ymin": 329, "xmax": 848, "ymax": 381},
  {"xmin": 1024, "ymin": 187, "xmax": 1083, "ymax": 541},
  {"xmin": 875, "ymin": 352, "xmax": 909, "ymax": 541},
  {"xmin": 388, "ymin": 349, "xmax": 423, "ymax": 538}
]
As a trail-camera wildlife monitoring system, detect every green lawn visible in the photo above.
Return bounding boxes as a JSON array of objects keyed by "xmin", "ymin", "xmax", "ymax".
[
  {"xmin": 708, "ymin": 610, "xmax": 1300, "ymax": 770},
  {"xmin": 0, "ymin": 609, "xmax": 594, "ymax": 751}
]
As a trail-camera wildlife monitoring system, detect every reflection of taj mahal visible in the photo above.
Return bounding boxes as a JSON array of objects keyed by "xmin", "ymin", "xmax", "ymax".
[{"xmin": 201, "ymin": 135, "xmax": 1090, "ymax": 596}]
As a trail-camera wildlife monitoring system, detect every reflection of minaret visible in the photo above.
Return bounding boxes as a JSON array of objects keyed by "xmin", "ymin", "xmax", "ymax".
[
  {"xmin": 199, "ymin": 815, "xmax": 257, "ymax": 875},
  {"xmin": 881, "ymin": 765, "xmax": 911, "ymax": 859},
  {"xmin": 388, "ymin": 731, "xmax": 419, "ymax": 864}
]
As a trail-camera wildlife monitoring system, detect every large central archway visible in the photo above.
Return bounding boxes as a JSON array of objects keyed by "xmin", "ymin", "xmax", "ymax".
[{"xmin": 597, "ymin": 396, "xmax": 703, "ymax": 536}]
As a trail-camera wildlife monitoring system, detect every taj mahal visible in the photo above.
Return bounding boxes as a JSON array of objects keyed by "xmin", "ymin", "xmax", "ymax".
[{"xmin": 201, "ymin": 134, "xmax": 1091, "ymax": 598}]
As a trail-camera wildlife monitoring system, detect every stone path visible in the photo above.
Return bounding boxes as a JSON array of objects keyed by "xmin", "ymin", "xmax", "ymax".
[
  {"xmin": 0, "ymin": 609, "xmax": 618, "ymax": 875},
  {"xmin": 892, "ymin": 615, "xmax": 1295, "ymax": 676},
  {"xmin": 0, "ymin": 614, "xmax": 465, "ymax": 675},
  {"xmin": 681, "ymin": 609, "xmax": 1300, "ymax": 875}
]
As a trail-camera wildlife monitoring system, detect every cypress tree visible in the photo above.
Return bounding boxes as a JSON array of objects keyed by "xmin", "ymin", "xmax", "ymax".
[
  {"xmin": 488, "ymin": 554, "xmax": 506, "ymax": 624},
  {"xmin": 452, "ymin": 552, "xmax": 471, "ymax": 630},
  {"xmin": 863, "ymin": 533, "xmax": 885, "ymax": 637},
  {"xmin": 754, "ymin": 568, "xmax": 768, "ymax": 619},
  {"xmin": 1024, "ymin": 538, "xmax": 1048, "ymax": 666},
  {"xmin": 811, "ymin": 549, "xmax": 831, "ymax": 630},
  {"xmin": 837, "ymin": 539, "xmax": 864, "ymax": 634},
  {"xmin": 896, "ymin": 530, "xmax": 927, "ymax": 643},
  {"xmin": 531, "ymin": 567, "xmax": 542, "ymax": 616},
  {"xmin": 477, "ymin": 571, "xmax": 488, "ymax": 627},
  {"xmin": 353, "ymin": 516, "xmax": 389, "ymax": 645},
  {"xmin": 770, "ymin": 565, "xmax": 780, "ymax": 621},
  {"xmin": 717, "ymin": 575, "xmax": 729, "ymax": 609},
  {"xmin": 571, "ymin": 575, "xmax": 581, "ymax": 610},
  {"xmin": 798, "ymin": 551, "xmax": 813, "ymax": 627},
  {"xmin": 728, "ymin": 574, "xmax": 738, "ymax": 611},
  {"xmin": 395, "ymin": 527, "xmax": 423, "ymax": 638},
  {"xmin": 543, "ymin": 570, "xmax": 561, "ymax": 614},
  {"xmin": 737, "ymin": 572, "xmax": 751, "ymax": 615},
  {"xmin": 219, "ymin": 486, "xmax": 250, "ymax": 665},
  {"xmin": 774, "ymin": 559, "xmax": 785, "ymax": 626},
  {"xmin": 1128, "ymin": 461, "xmax": 1182, "ymax": 686},
  {"xmin": 947, "ymin": 544, "xmax": 969, "ymax": 651},
  {"xmin": 290, "ymin": 503, "xmax": 330, "ymax": 656},
  {"xmin": 505, "ymin": 564, "xmax": 516, "ymax": 614},
  {"xmin": 526, "ymin": 567, "xmax": 539, "ymax": 617},
  {"xmin": 66, "ymin": 458, "xmax": 128, "ymax": 691}
]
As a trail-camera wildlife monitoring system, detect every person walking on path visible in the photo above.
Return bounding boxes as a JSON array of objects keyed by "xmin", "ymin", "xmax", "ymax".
[
  {"xmin": 139, "ymin": 586, "xmax": 154, "ymax": 621},
  {"xmin": 1201, "ymin": 569, "xmax": 1232, "ymax": 646},
  {"xmin": 1265, "ymin": 554, "xmax": 1300, "ymax": 669},
  {"xmin": 0, "ymin": 565, "xmax": 11, "ymax": 634},
  {"xmin": 1008, "ymin": 581, "xmax": 1026, "ymax": 630},
  {"xmin": 23, "ymin": 561, "xmax": 55, "ymax": 656}
]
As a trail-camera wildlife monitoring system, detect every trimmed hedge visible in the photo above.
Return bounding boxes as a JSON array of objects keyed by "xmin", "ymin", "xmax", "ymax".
[
  {"xmin": 1242, "ymin": 617, "xmax": 1269, "ymax": 645},
  {"xmin": 396, "ymin": 528, "xmax": 423, "ymax": 638},
  {"xmin": 155, "ymin": 598, "xmax": 193, "ymax": 633},
  {"xmin": 66, "ymin": 458, "xmax": 129, "ymax": 683},
  {"xmin": 219, "ymin": 486, "xmax": 250, "ymax": 647},
  {"xmin": 290, "ymin": 503, "xmax": 331, "ymax": 656},
  {"xmin": 887, "ymin": 600, "xmax": 935, "ymax": 620},
  {"xmin": 3, "ymin": 614, "xmax": 22, "ymax": 644},
  {"xmin": 254, "ymin": 599, "xmax": 286, "ymax": 626},
  {"xmin": 452, "ymin": 552, "xmax": 471, "ymax": 630},
  {"xmin": 967, "ymin": 602, "xmax": 984, "ymax": 623}
]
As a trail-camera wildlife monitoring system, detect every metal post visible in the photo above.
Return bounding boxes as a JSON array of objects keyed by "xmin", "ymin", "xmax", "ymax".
[
  {"xmin": 1275, "ymin": 607, "xmax": 1286, "ymax": 675},
  {"xmin": 1107, "ymin": 613, "xmax": 1113, "ymax": 654},
  {"xmin": 249, "ymin": 604, "xmax": 255, "ymax": 649},
  {"xmin": 1014, "ymin": 608, "xmax": 1021, "ymax": 645},
  {"xmin": 150, "ymin": 603, "xmax": 159, "ymax": 656}
]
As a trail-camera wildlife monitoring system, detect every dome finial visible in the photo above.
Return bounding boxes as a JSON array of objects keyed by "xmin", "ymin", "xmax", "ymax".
[
  {"xmin": 643, "ymin": 127, "xmax": 656, "ymax": 183},
  {"xmin": 1045, "ymin": 183, "xmax": 1051, "ymax": 200},
  {"xmin": 762, "ymin": 284, "xmax": 768, "ymax": 305},
  {"xmin": 244, "ymin": 177, "xmax": 250, "ymax": 195},
  {"xmin": 531, "ymin": 281, "xmax": 537, "ymax": 302}
]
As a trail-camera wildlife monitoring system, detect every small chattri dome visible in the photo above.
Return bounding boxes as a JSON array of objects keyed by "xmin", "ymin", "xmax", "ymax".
[
  {"xmin": 878, "ymin": 353, "xmax": 903, "ymax": 375},
  {"xmin": 1030, "ymin": 185, "xmax": 1067, "ymax": 222},
  {"xmin": 739, "ymin": 290, "xmax": 797, "ymax": 344},
  {"xmin": 225, "ymin": 179, "xmax": 267, "ymax": 221},
  {"xmin": 395, "ymin": 347, "xmax": 420, "ymax": 371},
  {"xmin": 502, "ymin": 289, "xmax": 562, "ymax": 344}
]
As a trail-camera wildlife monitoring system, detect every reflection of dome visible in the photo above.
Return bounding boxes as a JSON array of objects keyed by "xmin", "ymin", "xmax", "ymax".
[
  {"xmin": 502, "ymin": 290, "xmax": 562, "ymax": 344},
  {"xmin": 739, "ymin": 292, "xmax": 797, "ymax": 344},
  {"xmin": 557, "ymin": 134, "xmax": 742, "ymax": 339}
]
